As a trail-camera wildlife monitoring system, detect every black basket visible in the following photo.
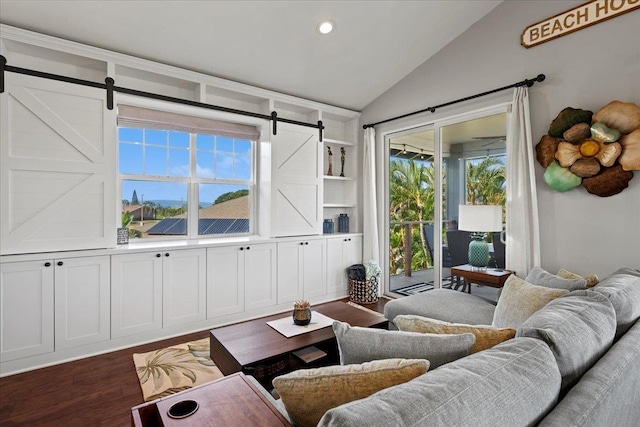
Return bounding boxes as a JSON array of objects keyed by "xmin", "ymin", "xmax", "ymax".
[{"xmin": 348, "ymin": 276, "xmax": 379, "ymax": 304}]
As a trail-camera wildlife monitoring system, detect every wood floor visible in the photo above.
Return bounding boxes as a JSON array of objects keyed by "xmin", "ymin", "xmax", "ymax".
[{"xmin": 0, "ymin": 298, "xmax": 389, "ymax": 427}]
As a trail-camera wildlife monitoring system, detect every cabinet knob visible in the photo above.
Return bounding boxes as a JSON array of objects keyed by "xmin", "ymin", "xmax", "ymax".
[
  {"xmin": 156, "ymin": 253, "xmax": 161, "ymax": 258},
  {"xmin": 300, "ymin": 242, "xmax": 304, "ymax": 246},
  {"xmin": 246, "ymin": 246, "xmax": 250, "ymax": 250},
  {"xmin": 44, "ymin": 262, "xmax": 51, "ymax": 267},
  {"xmin": 348, "ymin": 238, "xmax": 351, "ymax": 241},
  {"xmin": 240, "ymin": 247, "xmax": 244, "ymax": 250},
  {"xmin": 344, "ymin": 239, "xmax": 347, "ymax": 242},
  {"xmin": 305, "ymin": 242, "xmax": 309, "ymax": 245},
  {"xmin": 57, "ymin": 261, "xmax": 63, "ymax": 266},
  {"xmin": 165, "ymin": 253, "xmax": 170, "ymax": 257}
]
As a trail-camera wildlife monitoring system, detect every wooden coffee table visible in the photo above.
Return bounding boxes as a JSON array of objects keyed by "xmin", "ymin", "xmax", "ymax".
[
  {"xmin": 210, "ymin": 301, "xmax": 388, "ymax": 387},
  {"xmin": 451, "ymin": 264, "xmax": 514, "ymax": 293}
]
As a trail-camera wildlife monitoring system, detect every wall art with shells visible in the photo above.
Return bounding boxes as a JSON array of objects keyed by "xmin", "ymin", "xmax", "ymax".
[{"xmin": 536, "ymin": 101, "xmax": 640, "ymax": 197}]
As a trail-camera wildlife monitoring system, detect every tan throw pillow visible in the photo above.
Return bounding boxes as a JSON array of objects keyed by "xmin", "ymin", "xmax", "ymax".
[
  {"xmin": 394, "ymin": 315, "xmax": 516, "ymax": 354},
  {"xmin": 557, "ymin": 268, "xmax": 600, "ymax": 288},
  {"xmin": 492, "ymin": 275, "xmax": 569, "ymax": 329},
  {"xmin": 273, "ymin": 359, "xmax": 428, "ymax": 427}
]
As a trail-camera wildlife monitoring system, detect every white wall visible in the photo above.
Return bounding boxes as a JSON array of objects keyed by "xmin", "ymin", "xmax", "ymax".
[{"xmin": 361, "ymin": 1, "xmax": 640, "ymax": 278}]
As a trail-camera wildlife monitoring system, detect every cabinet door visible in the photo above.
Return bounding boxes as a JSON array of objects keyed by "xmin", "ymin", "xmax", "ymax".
[
  {"xmin": 326, "ymin": 237, "xmax": 347, "ymax": 294},
  {"xmin": 244, "ymin": 243, "xmax": 277, "ymax": 311},
  {"xmin": 0, "ymin": 260, "xmax": 54, "ymax": 361},
  {"xmin": 302, "ymin": 239, "xmax": 327, "ymax": 299},
  {"xmin": 271, "ymin": 123, "xmax": 322, "ymax": 237},
  {"xmin": 0, "ymin": 74, "xmax": 116, "ymax": 255},
  {"xmin": 277, "ymin": 241, "xmax": 304, "ymax": 304},
  {"xmin": 54, "ymin": 256, "xmax": 110, "ymax": 350},
  {"xmin": 346, "ymin": 236, "xmax": 363, "ymax": 267},
  {"xmin": 207, "ymin": 246, "xmax": 245, "ymax": 318},
  {"xmin": 163, "ymin": 249, "xmax": 206, "ymax": 327},
  {"xmin": 111, "ymin": 252, "xmax": 163, "ymax": 338}
]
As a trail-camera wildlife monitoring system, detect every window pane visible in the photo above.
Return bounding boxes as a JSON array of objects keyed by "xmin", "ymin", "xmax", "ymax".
[
  {"xmin": 198, "ymin": 184, "xmax": 250, "ymax": 235},
  {"xmin": 169, "ymin": 131, "xmax": 190, "ymax": 147},
  {"xmin": 119, "ymin": 127, "xmax": 143, "ymax": 143},
  {"xmin": 145, "ymin": 146, "xmax": 167, "ymax": 175},
  {"xmin": 235, "ymin": 154, "xmax": 252, "ymax": 180},
  {"xmin": 197, "ymin": 134, "xmax": 214, "ymax": 150},
  {"xmin": 215, "ymin": 153, "xmax": 234, "ymax": 179},
  {"xmin": 146, "ymin": 129, "xmax": 167, "ymax": 145},
  {"xmin": 216, "ymin": 136, "xmax": 234, "ymax": 152},
  {"xmin": 169, "ymin": 148, "xmax": 190, "ymax": 177},
  {"xmin": 235, "ymin": 139, "xmax": 251, "ymax": 154},
  {"xmin": 119, "ymin": 143, "xmax": 143, "ymax": 174},
  {"xmin": 196, "ymin": 151, "xmax": 215, "ymax": 178},
  {"xmin": 122, "ymin": 180, "xmax": 187, "ymax": 239}
]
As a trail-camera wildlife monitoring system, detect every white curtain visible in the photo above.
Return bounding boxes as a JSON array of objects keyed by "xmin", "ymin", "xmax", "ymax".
[
  {"xmin": 506, "ymin": 86, "xmax": 540, "ymax": 276},
  {"xmin": 363, "ymin": 127, "xmax": 380, "ymax": 265}
]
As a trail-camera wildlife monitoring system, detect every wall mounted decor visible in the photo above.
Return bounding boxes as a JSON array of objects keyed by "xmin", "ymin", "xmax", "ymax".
[
  {"xmin": 521, "ymin": 0, "xmax": 640, "ymax": 48},
  {"xmin": 536, "ymin": 100, "xmax": 640, "ymax": 197}
]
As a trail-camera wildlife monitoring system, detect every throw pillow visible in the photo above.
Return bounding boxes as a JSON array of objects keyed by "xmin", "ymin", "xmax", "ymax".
[
  {"xmin": 332, "ymin": 321, "xmax": 475, "ymax": 368},
  {"xmin": 525, "ymin": 266, "xmax": 587, "ymax": 291},
  {"xmin": 492, "ymin": 275, "xmax": 569, "ymax": 329},
  {"xmin": 394, "ymin": 315, "xmax": 515, "ymax": 354},
  {"xmin": 557, "ymin": 268, "xmax": 600, "ymax": 288},
  {"xmin": 273, "ymin": 358, "xmax": 428, "ymax": 427}
]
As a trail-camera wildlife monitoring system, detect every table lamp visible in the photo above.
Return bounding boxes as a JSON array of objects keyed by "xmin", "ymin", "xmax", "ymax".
[{"xmin": 458, "ymin": 205, "xmax": 503, "ymax": 268}]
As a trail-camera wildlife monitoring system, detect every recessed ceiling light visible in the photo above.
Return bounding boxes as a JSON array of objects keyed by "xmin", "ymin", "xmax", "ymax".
[{"xmin": 317, "ymin": 20, "xmax": 334, "ymax": 35}]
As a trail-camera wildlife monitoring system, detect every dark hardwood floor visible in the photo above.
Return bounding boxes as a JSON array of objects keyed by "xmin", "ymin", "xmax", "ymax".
[{"xmin": 0, "ymin": 297, "xmax": 389, "ymax": 426}]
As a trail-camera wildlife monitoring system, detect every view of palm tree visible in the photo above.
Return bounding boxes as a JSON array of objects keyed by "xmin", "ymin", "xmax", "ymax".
[{"xmin": 389, "ymin": 155, "xmax": 506, "ymax": 277}]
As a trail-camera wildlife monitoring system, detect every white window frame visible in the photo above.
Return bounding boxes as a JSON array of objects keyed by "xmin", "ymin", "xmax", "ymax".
[{"xmin": 116, "ymin": 94, "xmax": 269, "ymax": 241}]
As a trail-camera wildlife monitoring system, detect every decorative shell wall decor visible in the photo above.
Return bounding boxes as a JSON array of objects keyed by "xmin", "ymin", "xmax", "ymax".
[{"xmin": 536, "ymin": 101, "xmax": 640, "ymax": 197}]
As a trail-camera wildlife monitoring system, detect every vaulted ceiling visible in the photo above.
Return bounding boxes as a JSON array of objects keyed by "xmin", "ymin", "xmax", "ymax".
[{"xmin": 0, "ymin": 1, "xmax": 501, "ymax": 111}]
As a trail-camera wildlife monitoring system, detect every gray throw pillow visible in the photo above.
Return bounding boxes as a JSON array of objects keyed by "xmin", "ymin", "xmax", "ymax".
[
  {"xmin": 332, "ymin": 321, "xmax": 475, "ymax": 368},
  {"xmin": 525, "ymin": 266, "xmax": 587, "ymax": 291},
  {"xmin": 592, "ymin": 272, "xmax": 640, "ymax": 338}
]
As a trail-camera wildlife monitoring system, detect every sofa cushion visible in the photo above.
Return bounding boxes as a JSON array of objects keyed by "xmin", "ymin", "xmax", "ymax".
[
  {"xmin": 526, "ymin": 266, "xmax": 587, "ymax": 291},
  {"xmin": 384, "ymin": 288, "xmax": 496, "ymax": 327},
  {"xmin": 591, "ymin": 271, "xmax": 640, "ymax": 338},
  {"xmin": 332, "ymin": 320, "xmax": 474, "ymax": 368},
  {"xmin": 492, "ymin": 275, "xmax": 569, "ymax": 329},
  {"xmin": 516, "ymin": 290, "xmax": 616, "ymax": 391},
  {"xmin": 557, "ymin": 268, "xmax": 599, "ymax": 288},
  {"xmin": 538, "ymin": 321, "xmax": 640, "ymax": 427},
  {"xmin": 394, "ymin": 314, "xmax": 515, "ymax": 354},
  {"xmin": 273, "ymin": 358, "xmax": 428, "ymax": 427},
  {"xmin": 318, "ymin": 338, "xmax": 561, "ymax": 427}
]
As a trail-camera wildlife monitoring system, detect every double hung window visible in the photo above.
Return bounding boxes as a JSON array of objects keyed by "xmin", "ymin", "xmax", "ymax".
[{"xmin": 117, "ymin": 105, "xmax": 258, "ymax": 239}]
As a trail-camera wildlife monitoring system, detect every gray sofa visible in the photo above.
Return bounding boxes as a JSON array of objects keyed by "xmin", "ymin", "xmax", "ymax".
[{"xmin": 260, "ymin": 268, "xmax": 640, "ymax": 426}]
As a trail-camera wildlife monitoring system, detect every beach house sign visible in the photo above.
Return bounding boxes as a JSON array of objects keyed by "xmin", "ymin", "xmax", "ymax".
[{"xmin": 521, "ymin": 0, "xmax": 639, "ymax": 48}]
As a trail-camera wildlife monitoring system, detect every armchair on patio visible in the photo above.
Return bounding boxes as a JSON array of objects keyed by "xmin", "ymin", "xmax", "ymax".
[{"xmin": 445, "ymin": 230, "xmax": 473, "ymax": 291}]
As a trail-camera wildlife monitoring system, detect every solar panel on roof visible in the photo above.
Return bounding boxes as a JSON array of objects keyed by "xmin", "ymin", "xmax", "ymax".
[{"xmin": 148, "ymin": 217, "xmax": 248, "ymax": 235}]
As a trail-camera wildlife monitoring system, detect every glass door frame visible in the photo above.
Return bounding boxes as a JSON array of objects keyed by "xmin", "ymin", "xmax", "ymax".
[{"xmin": 382, "ymin": 102, "xmax": 511, "ymax": 296}]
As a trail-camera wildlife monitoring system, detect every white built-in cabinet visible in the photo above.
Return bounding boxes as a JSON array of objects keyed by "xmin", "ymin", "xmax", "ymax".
[
  {"xmin": 111, "ymin": 248, "xmax": 206, "ymax": 338},
  {"xmin": 207, "ymin": 243, "xmax": 277, "ymax": 318},
  {"xmin": 270, "ymin": 123, "xmax": 323, "ymax": 237},
  {"xmin": 277, "ymin": 239, "xmax": 327, "ymax": 304},
  {"xmin": 0, "ymin": 260, "xmax": 54, "ymax": 362},
  {"xmin": 326, "ymin": 235, "xmax": 363, "ymax": 294},
  {"xmin": 0, "ymin": 255, "xmax": 110, "ymax": 362}
]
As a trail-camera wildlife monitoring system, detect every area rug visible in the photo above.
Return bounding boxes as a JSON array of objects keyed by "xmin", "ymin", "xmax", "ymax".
[
  {"xmin": 346, "ymin": 301, "xmax": 385, "ymax": 316},
  {"xmin": 394, "ymin": 276, "xmax": 455, "ymax": 296},
  {"xmin": 133, "ymin": 338, "xmax": 223, "ymax": 402}
]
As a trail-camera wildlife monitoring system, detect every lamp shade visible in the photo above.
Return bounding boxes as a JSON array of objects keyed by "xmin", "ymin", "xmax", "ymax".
[{"xmin": 458, "ymin": 205, "xmax": 502, "ymax": 232}]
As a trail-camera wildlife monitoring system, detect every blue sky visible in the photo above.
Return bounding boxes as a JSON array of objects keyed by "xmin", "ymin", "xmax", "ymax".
[{"xmin": 119, "ymin": 128, "xmax": 251, "ymax": 205}]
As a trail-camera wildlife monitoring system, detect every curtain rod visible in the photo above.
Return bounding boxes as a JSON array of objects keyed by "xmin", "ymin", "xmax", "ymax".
[
  {"xmin": 362, "ymin": 74, "xmax": 546, "ymax": 129},
  {"xmin": 0, "ymin": 55, "xmax": 324, "ymax": 141}
]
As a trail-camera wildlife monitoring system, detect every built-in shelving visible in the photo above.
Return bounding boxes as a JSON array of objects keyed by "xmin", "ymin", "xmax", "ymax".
[
  {"xmin": 323, "ymin": 203, "xmax": 357, "ymax": 208},
  {"xmin": 324, "ymin": 176, "xmax": 354, "ymax": 181}
]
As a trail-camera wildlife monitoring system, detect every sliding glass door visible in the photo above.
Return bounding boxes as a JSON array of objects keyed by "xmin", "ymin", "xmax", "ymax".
[{"xmin": 387, "ymin": 108, "xmax": 507, "ymax": 296}]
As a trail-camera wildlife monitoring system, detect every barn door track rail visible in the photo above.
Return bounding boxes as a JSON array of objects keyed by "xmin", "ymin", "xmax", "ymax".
[{"xmin": 0, "ymin": 55, "xmax": 324, "ymax": 140}]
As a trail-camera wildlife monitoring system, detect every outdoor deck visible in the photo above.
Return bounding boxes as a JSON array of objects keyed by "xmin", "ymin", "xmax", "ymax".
[{"xmin": 389, "ymin": 267, "xmax": 500, "ymax": 302}]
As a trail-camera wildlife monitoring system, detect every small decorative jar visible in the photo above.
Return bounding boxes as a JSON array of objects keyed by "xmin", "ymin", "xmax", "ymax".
[
  {"xmin": 338, "ymin": 214, "xmax": 349, "ymax": 233},
  {"xmin": 293, "ymin": 300, "xmax": 312, "ymax": 326},
  {"xmin": 323, "ymin": 219, "xmax": 334, "ymax": 234}
]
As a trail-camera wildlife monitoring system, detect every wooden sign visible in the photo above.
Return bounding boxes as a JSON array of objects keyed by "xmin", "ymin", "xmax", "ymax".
[{"xmin": 521, "ymin": 0, "xmax": 640, "ymax": 48}]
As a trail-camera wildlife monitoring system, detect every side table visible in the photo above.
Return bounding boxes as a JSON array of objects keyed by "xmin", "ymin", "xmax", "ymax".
[
  {"xmin": 131, "ymin": 372, "xmax": 291, "ymax": 426},
  {"xmin": 450, "ymin": 264, "xmax": 514, "ymax": 293}
]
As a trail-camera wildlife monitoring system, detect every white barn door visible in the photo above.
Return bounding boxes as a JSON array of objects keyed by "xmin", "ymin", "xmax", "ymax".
[
  {"xmin": 271, "ymin": 123, "xmax": 322, "ymax": 237},
  {"xmin": 0, "ymin": 74, "xmax": 116, "ymax": 254}
]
